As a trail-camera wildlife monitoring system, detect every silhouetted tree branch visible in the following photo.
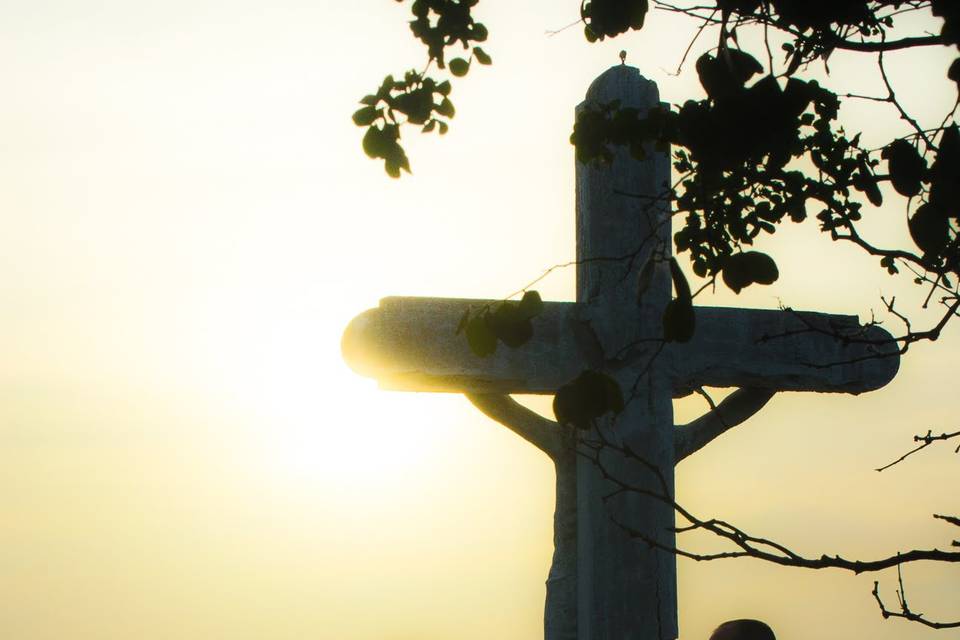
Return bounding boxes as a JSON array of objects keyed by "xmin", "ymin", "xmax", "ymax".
[
  {"xmin": 876, "ymin": 428, "xmax": 960, "ymax": 471},
  {"xmin": 573, "ymin": 424, "xmax": 960, "ymax": 622},
  {"xmin": 579, "ymin": 429, "xmax": 960, "ymax": 572},
  {"xmin": 873, "ymin": 564, "xmax": 960, "ymax": 629}
]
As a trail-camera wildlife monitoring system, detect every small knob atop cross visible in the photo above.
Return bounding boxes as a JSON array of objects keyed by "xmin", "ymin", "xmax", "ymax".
[{"xmin": 619, "ymin": 49, "xmax": 627, "ymax": 64}]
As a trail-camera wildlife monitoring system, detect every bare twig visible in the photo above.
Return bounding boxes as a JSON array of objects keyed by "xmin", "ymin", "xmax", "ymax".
[
  {"xmin": 876, "ymin": 429, "xmax": 960, "ymax": 472},
  {"xmin": 878, "ymin": 41, "xmax": 933, "ymax": 148},
  {"xmin": 873, "ymin": 564, "xmax": 960, "ymax": 630},
  {"xmin": 577, "ymin": 433, "xmax": 960, "ymax": 574}
]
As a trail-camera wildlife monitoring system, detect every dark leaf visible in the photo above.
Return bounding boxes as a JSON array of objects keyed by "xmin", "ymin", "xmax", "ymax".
[
  {"xmin": 471, "ymin": 23, "xmax": 489, "ymax": 42},
  {"xmin": 518, "ymin": 290, "xmax": 544, "ymax": 319},
  {"xmin": 854, "ymin": 154, "xmax": 883, "ymax": 207},
  {"xmin": 553, "ymin": 384, "xmax": 586, "ymax": 429},
  {"xmin": 487, "ymin": 303, "xmax": 534, "ymax": 348},
  {"xmin": 668, "ymin": 257, "xmax": 692, "ymax": 300},
  {"xmin": 717, "ymin": 0, "xmax": 761, "ymax": 14},
  {"xmin": 362, "ymin": 126, "xmax": 390, "ymax": 159},
  {"xmin": 552, "ymin": 370, "xmax": 623, "ymax": 429},
  {"xmin": 882, "ymin": 139, "xmax": 925, "ymax": 198},
  {"xmin": 436, "ymin": 97, "xmax": 456, "ymax": 118},
  {"xmin": 695, "ymin": 49, "xmax": 763, "ymax": 100},
  {"xmin": 930, "ymin": 126, "xmax": 960, "ymax": 211},
  {"xmin": 663, "ymin": 297, "xmax": 695, "ymax": 343},
  {"xmin": 352, "ymin": 106, "xmax": 379, "ymax": 127},
  {"xmin": 940, "ymin": 125, "xmax": 960, "ymax": 163},
  {"xmin": 396, "ymin": 88, "xmax": 433, "ymax": 125},
  {"xmin": 449, "ymin": 58, "xmax": 470, "ymax": 77},
  {"xmin": 782, "ymin": 78, "xmax": 814, "ymax": 117},
  {"xmin": 397, "ymin": 149, "xmax": 411, "ymax": 173},
  {"xmin": 909, "ymin": 203, "xmax": 950, "ymax": 256},
  {"xmin": 721, "ymin": 251, "xmax": 779, "ymax": 293},
  {"xmin": 665, "ymin": 256, "xmax": 694, "ymax": 343},
  {"xmin": 725, "ymin": 48, "xmax": 765, "ymax": 84},
  {"xmin": 742, "ymin": 251, "xmax": 779, "ymax": 284},
  {"xmin": 385, "ymin": 158, "xmax": 401, "ymax": 178},
  {"xmin": 473, "ymin": 46, "xmax": 492, "ymax": 65},
  {"xmin": 783, "ymin": 48, "xmax": 803, "ymax": 77},
  {"xmin": 465, "ymin": 314, "xmax": 497, "ymax": 357}
]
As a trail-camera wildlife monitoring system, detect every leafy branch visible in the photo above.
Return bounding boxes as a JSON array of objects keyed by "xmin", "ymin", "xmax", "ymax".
[
  {"xmin": 353, "ymin": 0, "xmax": 492, "ymax": 176},
  {"xmin": 568, "ymin": 3, "xmax": 960, "ymax": 349}
]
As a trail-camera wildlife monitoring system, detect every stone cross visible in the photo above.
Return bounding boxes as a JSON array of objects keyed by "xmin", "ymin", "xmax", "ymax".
[{"xmin": 341, "ymin": 66, "xmax": 899, "ymax": 640}]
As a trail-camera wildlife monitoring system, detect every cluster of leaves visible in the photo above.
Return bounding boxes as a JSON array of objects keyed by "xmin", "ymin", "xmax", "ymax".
[
  {"xmin": 764, "ymin": 0, "xmax": 876, "ymax": 30},
  {"xmin": 455, "ymin": 288, "xmax": 626, "ymax": 429},
  {"xmin": 712, "ymin": 2, "xmax": 930, "ymax": 75},
  {"xmin": 572, "ymin": 52, "xmax": 808, "ymax": 293},
  {"xmin": 522, "ymin": 256, "xmax": 703, "ymax": 430},
  {"xmin": 718, "ymin": 1, "xmax": 960, "ymax": 100},
  {"xmin": 893, "ymin": 127, "xmax": 960, "ymax": 273},
  {"xmin": 408, "ymin": 0, "xmax": 490, "ymax": 69},
  {"xmin": 456, "ymin": 290, "xmax": 544, "ymax": 357},
  {"xmin": 581, "ymin": 0, "xmax": 649, "ymax": 42},
  {"xmin": 354, "ymin": 0, "xmax": 491, "ymax": 176},
  {"xmin": 573, "ymin": 38, "xmax": 960, "ymax": 301},
  {"xmin": 354, "ymin": 72, "xmax": 454, "ymax": 177}
]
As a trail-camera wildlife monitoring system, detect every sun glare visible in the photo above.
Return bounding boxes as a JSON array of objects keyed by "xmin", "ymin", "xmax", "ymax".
[{"xmin": 224, "ymin": 302, "xmax": 452, "ymax": 486}]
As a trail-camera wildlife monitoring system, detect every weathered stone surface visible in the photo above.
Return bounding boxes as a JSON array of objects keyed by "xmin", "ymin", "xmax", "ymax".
[
  {"xmin": 574, "ymin": 65, "xmax": 677, "ymax": 640},
  {"xmin": 669, "ymin": 307, "xmax": 900, "ymax": 396},
  {"xmin": 342, "ymin": 299, "xmax": 899, "ymax": 396},
  {"xmin": 341, "ymin": 297, "xmax": 587, "ymax": 393}
]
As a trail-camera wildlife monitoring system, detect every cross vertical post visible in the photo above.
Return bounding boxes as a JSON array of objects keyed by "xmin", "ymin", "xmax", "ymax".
[{"xmin": 575, "ymin": 66, "xmax": 677, "ymax": 640}]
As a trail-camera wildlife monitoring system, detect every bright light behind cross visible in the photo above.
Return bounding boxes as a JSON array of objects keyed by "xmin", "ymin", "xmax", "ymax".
[{"xmin": 237, "ymin": 304, "xmax": 457, "ymax": 484}]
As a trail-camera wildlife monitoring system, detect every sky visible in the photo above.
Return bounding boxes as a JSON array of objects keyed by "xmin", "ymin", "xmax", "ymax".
[{"xmin": 0, "ymin": 1, "xmax": 957, "ymax": 639}]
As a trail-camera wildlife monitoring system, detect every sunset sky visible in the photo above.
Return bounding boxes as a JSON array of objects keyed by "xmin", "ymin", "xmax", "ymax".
[{"xmin": 0, "ymin": 2, "xmax": 957, "ymax": 639}]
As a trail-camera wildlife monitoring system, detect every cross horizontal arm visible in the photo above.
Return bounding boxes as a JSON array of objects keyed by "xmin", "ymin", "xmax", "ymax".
[
  {"xmin": 667, "ymin": 306, "xmax": 900, "ymax": 396},
  {"xmin": 342, "ymin": 297, "xmax": 900, "ymax": 397},
  {"xmin": 341, "ymin": 297, "xmax": 588, "ymax": 394}
]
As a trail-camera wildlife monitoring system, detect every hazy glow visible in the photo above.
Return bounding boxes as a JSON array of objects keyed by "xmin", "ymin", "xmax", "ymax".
[{"xmin": 0, "ymin": 2, "xmax": 956, "ymax": 639}]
